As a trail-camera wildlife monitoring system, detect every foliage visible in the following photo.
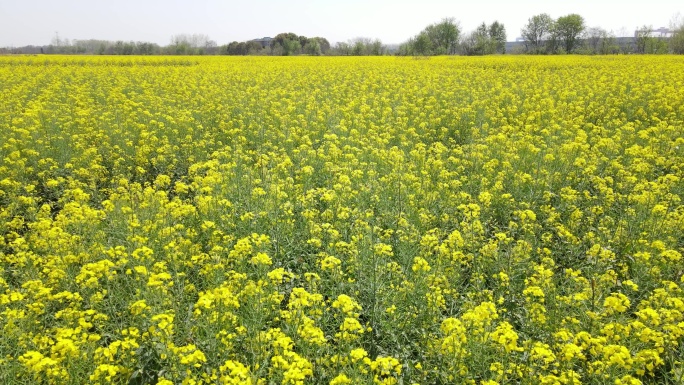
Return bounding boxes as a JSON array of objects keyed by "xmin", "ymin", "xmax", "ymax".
[
  {"xmin": 461, "ymin": 21, "xmax": 507, "ymax": 56},
  {"xmin": 332, "ymin": 38, "xmax": 385, "ymax": 56},
  {"xmin": 399, "ymin": 18, "xmax": 461, "ymax": 56},
  {"xmin": 1, "ymin": 55, "xmax": 684, "ymax": 384},
  {"xmin": 521, "ymin": 13, "xmax": 586, "ymax": 54},
  {"xmin": 635, "ymin": 26, "xmax": 670, "ymax": 54},
  {"xmin": 169, "ymin": 34, "xmax": 218, "ymax": 55},
  {"xmin": 670, "ymin": 22, "xmax": 684, "ymax": 54},
  {"xmin": 489, "ymin": 21, "xmax": 507, "ymax": 54},
  {"xmin": 520, "ymin": 13, "xmax": 585, "ymax": 54},
  {"xmin": 521, "ymin": 13, "xmax": 554, "ymax": 54},
  {"xmin": 282, "ymin": 39, "xmax": 302, "ymax": 56},
  {"xmin": 582, "ymin": 27, "xmax": 620, "ymax": 55},
  {"xmin": 224, "ymin": 41, "xmax": 264, "ymax": 56},
  {"xmin": 303, "ymin": 39, "xmax": 322, "ymax": 56},
  {"xmin": 555, "ymin": 14, "xmax": 586, "ymax": 53}
]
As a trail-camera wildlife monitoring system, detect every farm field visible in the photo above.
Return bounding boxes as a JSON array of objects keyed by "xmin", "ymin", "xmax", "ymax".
[{"xmin": 1, "ymin": 55, "xmax": 683, "ymax": 384}]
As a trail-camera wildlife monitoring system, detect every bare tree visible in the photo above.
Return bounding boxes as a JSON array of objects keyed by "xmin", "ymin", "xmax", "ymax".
[
  {"xmin": 583, "ymin": 27, "xmax": 619, "ymax": 54},
  {"xmin": 170, "ymin": 34, "xmax": 216, "ymax": 54},
  {"xmin": 333, "ymin": 42, "xmax": 351, "ymax": 56},
  {"xmin": 670, "ymin": 13, "xmax": 684, "ymax": 54},
  {"xmin": 585, "ymin": 27, "xmax": 603, "ymax": 53},
  {"xmin": 635, "ymin": 25, "xmax": 653, "ymax": 54}
]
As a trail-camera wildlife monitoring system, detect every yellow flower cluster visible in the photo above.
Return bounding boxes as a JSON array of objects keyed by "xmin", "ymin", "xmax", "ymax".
[{"xmin": 1, "ymin": 55, "xmax": 684, "ymax": 384}]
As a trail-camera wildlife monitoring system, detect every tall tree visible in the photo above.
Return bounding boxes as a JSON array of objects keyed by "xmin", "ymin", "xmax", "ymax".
[
  {"xmin": 545, "ymin": 21, "xmax": 561, "ymax": 54},
  {"xmin": 413, "ymin": 32, "xmax": 432, "ymax": 56},
  {"xmin": 460, "ymin": 25, "xmax": 490, "ymax": 56},
  {"xmin": 461, "ymin": 21, "xmax": 506, "ymax": 55},
  {"xmin": 555, "ymin": 14, "xmax": 586, "ymax": 53},
  {"xmin": 584, "ymin": 27, "xmax": 604, "ymax": 53},
  {"xmin": 476, "ymin": 23, "xmax": 493, "ymax": 54},
  {"xmin": 431, "ymin": 18, "xmax": 461, "ymax": 54},
  {"xmin": 303, "ymin": 39, "xmax": 321, "ymax": 55},
  {"xmin": 282, "ymin": 38, "xmax": 301, "ymax": 56},
  {"xmin": 334, "ymin": 42, "xmax": 351, "ymax": 56},
  {"xmin": 369, "ymin": 39, "xmax": 384, "ymax": 55},
  {"xmin": 488, "ymin": 21, "xmax": 507, "ymax": 53},
  {"xmin": 583, "ymin": 27, "xmax": 619, "ymax": 54},
  {"xmin": 311, "ymin": 37, "xmax": 331, "ymax": 54},
  {"xmin": 670, "ymin": 16, "xmax": 684, "ymax": 54},
  {"xmin": 521, "ymin": 14, "xmax": 554, "ymax": 53},
  {"xmin": 298, "ymin": 36, "xmax": 309, "ymax": 49},
  {"xmin": 350, "ymin": 37, "xmax": 371, "ymax": 55},
  {"xmin": 273, "ymin": 33, "xmax": 299, "ymax": 49},
  {"xmin": 635, "ymin": 25, "xmax": 654, "ymax": 54},
  {"xmin": 400, "ymin": 18, "xmax": 461, "ymax": 56}
]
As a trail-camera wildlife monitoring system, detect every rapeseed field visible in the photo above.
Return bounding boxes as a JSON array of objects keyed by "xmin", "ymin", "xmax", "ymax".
[{"xmin": 1, "ymin": 55, "xmax": 683, "ymax": 384}]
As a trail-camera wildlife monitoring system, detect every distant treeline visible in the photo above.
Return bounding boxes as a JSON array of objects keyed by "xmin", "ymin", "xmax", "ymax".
[
  {"xmin": 397, "ymin": 15, "xmax": 684, "ymax": 55},
  {"xmin": 1, "ymin": 33, "xmax": 389, "ymax": 56},
  {"xmin": 223, "ymin": 33, "xmax": 386, "ymax": 56},
  {"xmin": 3, "ymin": 14, "xmax": 684, "ymax": 56}
]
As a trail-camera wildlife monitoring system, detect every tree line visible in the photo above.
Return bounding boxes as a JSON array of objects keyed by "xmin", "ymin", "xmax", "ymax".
[
  {"xmin": 397, "ymin": 14, "xmax": 684, "ymax": 55},
  {"xmin": 3, "ymin": 34, "xmax": 219, "ymax": 56},
  {"xmin": 3, "ymin": 14, "xmax": 684, "ymax": 56},
  {"xmin": 397, "ymin": 19, "xmax": 506, "ymax": 56},
  {"xmin": 517, "ymin": 14, "xmax": 682, "ymax": 54},
  {"xmin": 3, "ymin": 32, "xmax": 388, "ymax": 56}
]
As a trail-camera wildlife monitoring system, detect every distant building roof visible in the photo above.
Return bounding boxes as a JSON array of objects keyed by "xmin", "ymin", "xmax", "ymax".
[
  {"xmin": 251, "ymin": 37, "xmax": 273, "ymax": 48},
  {"xmin": 634, "ymin": 27, "xmax": 674, "ymax": 38}
]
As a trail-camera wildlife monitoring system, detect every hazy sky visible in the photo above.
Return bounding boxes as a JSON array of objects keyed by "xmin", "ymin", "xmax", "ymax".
[{"xmin": 0, "ymin": 0, "xmax": 682, "ymax": 47}]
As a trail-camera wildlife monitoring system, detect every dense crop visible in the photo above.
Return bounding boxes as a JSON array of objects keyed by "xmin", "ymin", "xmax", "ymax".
[{"xmin": 1, "ymin": 55, "xmax": 683, "ymax": 384}]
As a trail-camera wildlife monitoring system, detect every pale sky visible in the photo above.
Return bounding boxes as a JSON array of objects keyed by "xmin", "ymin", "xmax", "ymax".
[{"xmin": 0, "ymin": 0, "xmax": 681, "ymax": 47}]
